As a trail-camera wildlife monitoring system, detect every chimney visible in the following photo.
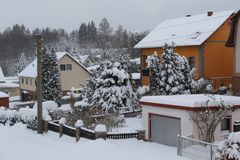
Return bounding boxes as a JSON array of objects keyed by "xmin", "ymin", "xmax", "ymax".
[
  {"xmin": 186, "ymin": 14, "xmax": 191, "ymax": 17},
  {"xmin": 207, "ymin": 11, "xmax": 213, "ymax": 16}
]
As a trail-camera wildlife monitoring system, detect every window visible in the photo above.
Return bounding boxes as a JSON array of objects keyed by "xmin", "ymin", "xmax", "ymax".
[
  {"xmin": 221, "ymin": 116, "xmax": 231, "ymax": 131},
  {"xmin": 66, "ymin": 64, "xmax": 72, "ymax": 70},
  {"xmin": 188, "ymin": 57, "xmax": 195, "ymax": 70},
  {"xmin": 22, "ymin": 78, "xmax": 24, "ymax": 84},
  {"xmin": 60, "ymin": 64, "xmax": 66, "ymax": 71},
  {"xmin": 142, "ymin": 68, "xmax": 150, "ymax": 76},
  {"xmin": 26, "ymin": 78, "xmax": 28, "ymax": 85},
  {"xmin": 30, "ymin": 79, "xmax": 33, "ymax": 85}
]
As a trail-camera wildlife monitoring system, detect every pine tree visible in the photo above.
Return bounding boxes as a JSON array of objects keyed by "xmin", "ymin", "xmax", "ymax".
[
  {"xmin": 147, "ymin": 53, "xmax": 161, "ymax": 95},
  {"xmin": 42, "ymin": 49, "xmax": 62, "ymax": 106},
  {"xmin": 16, "ymin": 52, "xmax": 27, "ymax": 74},
  {"xmin": 91, "ymin": 61, "xmax": 136, "ymax": 113}
]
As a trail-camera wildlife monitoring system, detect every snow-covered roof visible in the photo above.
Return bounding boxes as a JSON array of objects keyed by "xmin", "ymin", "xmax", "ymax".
[
  {"xmin": 0, "ymin": 67, "xmax": 5, "ymax": 82},
  {"xmin": 130, "ymin": 58, "xmax": 140, "ymax": 65},
  {"xmin": 79, "ymin": 55, "xmax": 90, "ymax": 63},
  {"xmin": 18, "ymin": 52, "xmax": 91, "ymax": 78},
  {"xmin": 131, "ymin": 73, "xmax": 140, "ymax": 80},
  {"xmin": 0, "ymin": 91, "xmax": 9, "ymax": 98},
  {"xmin": 135, "ymin": 10, "xmax": 234, "ymax": 48},
  {"xmin": 140, "ymin": 94, "xmax": 240, "ymax": 108}
]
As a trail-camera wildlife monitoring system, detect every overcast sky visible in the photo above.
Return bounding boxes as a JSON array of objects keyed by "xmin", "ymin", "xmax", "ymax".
[{"xmin": 0, "ymin": 0, "xmax": 239, "ymax": 32}]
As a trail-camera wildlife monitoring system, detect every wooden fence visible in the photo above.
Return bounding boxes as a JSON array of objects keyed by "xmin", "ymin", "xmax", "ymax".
[{"xmin": 46, "ymin": 121, "xmax": 145, "ymax": 141}]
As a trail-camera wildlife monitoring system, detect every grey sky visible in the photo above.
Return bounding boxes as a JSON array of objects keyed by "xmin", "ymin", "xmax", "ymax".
[{"xmin": 0, "ymin": 0, "xmax": 239, "ymax": 32}]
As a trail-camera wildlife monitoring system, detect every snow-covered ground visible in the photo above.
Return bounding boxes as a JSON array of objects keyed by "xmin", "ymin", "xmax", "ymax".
[
  {"xmin": 0, "ymin": 123, "xmax": 188, "ymax": 160},
  {"xmin": 110, "ymin": 117, "xmax": 143, "ymax": 133}
]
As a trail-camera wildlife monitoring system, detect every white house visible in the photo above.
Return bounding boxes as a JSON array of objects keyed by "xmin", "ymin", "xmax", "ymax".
[
  {"xmin": 18, "ymin": 52, "xmax": 92, "ymax": 101},
  {"xmin": 140, "ymin": 94, "xmax": 240, "ymax": 146}
]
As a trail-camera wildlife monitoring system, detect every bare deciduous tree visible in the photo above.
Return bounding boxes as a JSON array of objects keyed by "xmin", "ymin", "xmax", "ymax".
[{"xmin": 189, "ymin": 95, "xmax": 234, "ymax": 143}]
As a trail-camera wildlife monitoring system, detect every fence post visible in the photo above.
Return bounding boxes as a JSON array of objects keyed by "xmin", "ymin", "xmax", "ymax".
[
  {"xmin": 210, "ymin": 145, "xmax": 213, "ymax": 160},
  {"xmin": 95, "ymin": 124, "xmax": 107, "ymax": 140},
  {"xmin": 177, "ymin": 134, "xmax": 182, "ymax": 156},
  {"xmin": 59, "ymin": 118, "xmax": 66, "ymax": 138},
  {"xmin": 137, "ymin": 130, "xmax": 145, "ymax": 140},
  {"xmin": 75, "ymin": 127, "xmax": 81, "ymax": 142},
  {"xmin": 44, "ymin": 115, "xmax": 51, "ymax": 133}
]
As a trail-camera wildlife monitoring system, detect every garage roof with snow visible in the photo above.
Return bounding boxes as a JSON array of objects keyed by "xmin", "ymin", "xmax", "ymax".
[
  {"xmin": 135, "ymin": 10, "xmax": 234, "ymax": 48},
  {"xmin": 140, "ymin": 94, "xmax": 240, "ymax": 108}
]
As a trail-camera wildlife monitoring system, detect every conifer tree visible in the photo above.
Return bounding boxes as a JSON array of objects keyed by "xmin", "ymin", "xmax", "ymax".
[
  {"xmin": 42, "ymin": 49, "xmax": 62, "ymax": 106},
  {"xmin": 91, "ymin": 61, "xmax": 136, "ymax": 113}
]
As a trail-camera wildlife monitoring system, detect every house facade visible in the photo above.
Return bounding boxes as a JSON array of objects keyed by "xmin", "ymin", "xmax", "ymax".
[
  {"xmin": 140, "ymin": 94, "xmax": 240, "ymax": 146},
  {"xmin": 226, "ymin": 10, "xmax": 240, "ymax": 95},
  {"xmin": 135, "ymin": 10, "xmax": 235, "ymax": 89},
  {"xmin": 18, "ymin": 52, "xmax": 91, "ymax": 101}
]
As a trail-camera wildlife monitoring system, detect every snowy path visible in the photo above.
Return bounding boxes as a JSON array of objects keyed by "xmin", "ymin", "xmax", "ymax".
[{"xmin": 0, "ymin": 124, "xmax": 188, "ymax": 160}]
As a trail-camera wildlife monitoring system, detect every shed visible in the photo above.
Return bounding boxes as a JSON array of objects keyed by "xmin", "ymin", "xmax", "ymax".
[
  {"xmin": 0, "ymin": 91, "xmax": 9, "ymax": 108},
  {"xmin": 140, "ymin": 94, "xmax": 240, "ymax": 146}
]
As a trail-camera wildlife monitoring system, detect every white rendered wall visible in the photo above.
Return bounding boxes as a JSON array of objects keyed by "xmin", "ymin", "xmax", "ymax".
[{"xmin": 142, "ymin": 105, "xmax": 194, "ymax": 140}]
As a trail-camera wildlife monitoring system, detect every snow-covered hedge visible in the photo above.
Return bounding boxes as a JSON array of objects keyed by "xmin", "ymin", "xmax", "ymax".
[
  {"xmin": 0, "ymin": 107, "xmax": 50, "ymax": 128},
  {"xmin": 215, "ymin": 132, "xmax": 240, "ymax": 159}
]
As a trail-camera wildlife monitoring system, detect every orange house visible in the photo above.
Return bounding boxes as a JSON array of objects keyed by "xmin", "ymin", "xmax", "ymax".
[
  {"xmin": 226, "ymin": 10, "xmax": 240, "ymax": 95},
  {"xmin": 135, "ymin": 10, "xmax": 235, "ymax": 88}
]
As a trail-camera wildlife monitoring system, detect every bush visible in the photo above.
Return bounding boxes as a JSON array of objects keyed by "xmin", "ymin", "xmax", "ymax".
[{"xmin": 215, "ymin": 132, "xmax": 240, "ymax": 160}]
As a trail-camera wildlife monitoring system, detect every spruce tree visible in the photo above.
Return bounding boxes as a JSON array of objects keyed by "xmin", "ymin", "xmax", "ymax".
[
  {"xmin": 91, "ymin": 61, "xmax": 136, "ymax": 113},
  {"xmin": 42, "ymin": 49, "xmax": 62, "ymax": 106}
]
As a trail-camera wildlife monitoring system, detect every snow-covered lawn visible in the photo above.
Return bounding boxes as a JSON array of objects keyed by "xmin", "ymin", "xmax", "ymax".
[
  {"xmin": 110, "ymin": 117, "xmax": 143, "ymax": 133},
  {"xmin": 0, "ymin": 124, "xmax": 188, "ymax": 160}
]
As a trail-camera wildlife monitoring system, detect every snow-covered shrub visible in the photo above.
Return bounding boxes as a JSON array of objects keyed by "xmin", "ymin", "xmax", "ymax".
[
  {"xmin": 215, "ymin": 132, "xmax": 240, "ymax": 160},
  {"xmin": 33, "ymin": 101, "xmax": 58, "ymax": 112},
  {"xmin": 0, "ymin": 109, "xmax": 17, "ymax": 123},
  {"xmin": 59, "ymin": 117, "xmax": 66, "ymax": 124},
  {"xmin": 75, "ymin": 120, "xmax": 84, "ymax": 128},
  {"xmin": 136, "ymin": 86, "xmax": 150, "ymax": 98},
  {"xmin": 95, "ymin": 124, "xmax": 107, "ymax": 132}
]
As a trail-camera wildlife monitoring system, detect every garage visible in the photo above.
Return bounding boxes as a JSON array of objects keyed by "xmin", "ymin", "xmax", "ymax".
[{"xmin": 150, "ymin": 114, "xmax": 181, "ymax": 146}]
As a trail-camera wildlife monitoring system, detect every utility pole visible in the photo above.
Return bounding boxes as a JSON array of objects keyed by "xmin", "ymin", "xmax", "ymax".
[{"xmin": 36, "ymin": 34, "xmax": 43, "ymax": 134}]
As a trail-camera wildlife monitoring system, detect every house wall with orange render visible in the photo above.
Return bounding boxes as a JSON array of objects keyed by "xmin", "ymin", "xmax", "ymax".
[
  {"xmin": 140, "ymin": 18, "xmax": 234, "ymax": 88},
  {"xmin": 203, "ymin": 19, "xmax": 234, "ymax": 87}
]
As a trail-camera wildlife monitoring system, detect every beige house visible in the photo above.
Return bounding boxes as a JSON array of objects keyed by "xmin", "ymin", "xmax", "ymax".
[
  {"xmin": 18, "ymin": 52, "xmax": 91, "ymax": 101},
  {"xmin": 226, "ymin": 10, "xmax": 240, "ymax": 95}
]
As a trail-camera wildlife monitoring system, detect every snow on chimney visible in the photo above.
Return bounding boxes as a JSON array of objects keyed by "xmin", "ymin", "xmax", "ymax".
[{"xmin": 207, "ymin": 11, "xmax": 213, "ymax": 16}]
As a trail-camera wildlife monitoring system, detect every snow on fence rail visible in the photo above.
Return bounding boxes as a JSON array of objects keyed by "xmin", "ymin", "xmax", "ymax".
[
  {"xmin": 47, "ymin": 121, "xmax": 144, "ymax": 141},
  {"xmin": 177, "ymin": 135, "xmax": 219, "ymax": 160}
]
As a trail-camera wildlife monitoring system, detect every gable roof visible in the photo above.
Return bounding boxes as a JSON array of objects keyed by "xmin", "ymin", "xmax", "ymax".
[
  {"xmin": 135, "ymin": 10, "xmax": 234, "ymax": 49},
  {"xmin": 18, "ymin": 52, "xmax": 91, "ymax": 78},
  {"xmin": 0, "ymin": 67, "xmax": 5, "ymax": 83}
]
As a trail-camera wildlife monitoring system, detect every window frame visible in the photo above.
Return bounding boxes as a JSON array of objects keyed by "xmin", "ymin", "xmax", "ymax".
[
  {"xmin": 66, "ymin": 64, "xmax": 72, "ymax": 70},
  {"xmin": 60, "ymin": 64, "xmax": 66, "ymax": 71},
  {"xmin": 221, "ymin": 116, "xmax": 231, "ymax": 132}
]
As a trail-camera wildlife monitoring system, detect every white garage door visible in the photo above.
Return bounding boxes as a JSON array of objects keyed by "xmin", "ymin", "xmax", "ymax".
[{"xmin": 150, "ymin": 114, "xmax": 181, "ymax": 147}]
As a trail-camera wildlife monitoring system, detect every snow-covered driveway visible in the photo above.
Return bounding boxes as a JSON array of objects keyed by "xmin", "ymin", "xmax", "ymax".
[{"xmin": 0, "ymin": 124, "xmax": 188, "ymax": 160}]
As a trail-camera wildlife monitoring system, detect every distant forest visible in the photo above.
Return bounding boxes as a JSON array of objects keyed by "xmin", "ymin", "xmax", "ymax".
[{"xmin": 0, "ymin": 18, "xmax": 148, "ymax": 76}]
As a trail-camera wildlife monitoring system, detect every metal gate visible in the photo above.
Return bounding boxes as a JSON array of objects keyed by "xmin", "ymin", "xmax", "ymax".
[{"xmin": 150, "ymin": 114, "xmax": 181, "ymax": 146}]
